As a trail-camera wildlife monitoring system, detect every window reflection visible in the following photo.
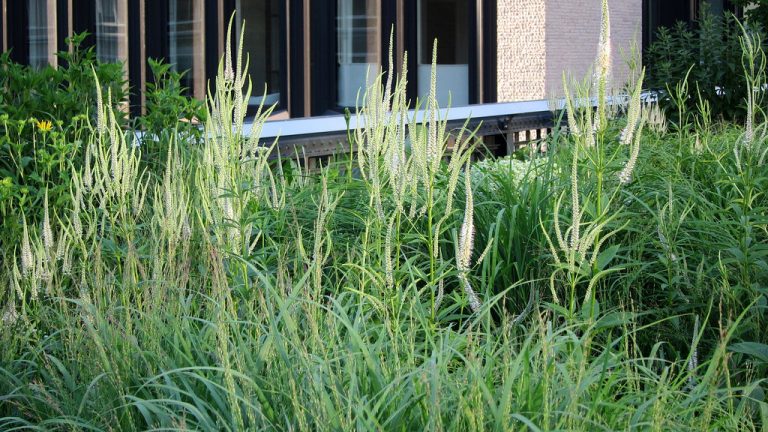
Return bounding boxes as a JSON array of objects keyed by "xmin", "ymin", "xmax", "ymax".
[
  {"xmin": 96, "ymin": 0, "xmax": 128, "ymax": 65},
  {"xmin": 337, "ymin": 0, "xmax": 379, "ymax": 107},
  {"xmin": 169, "ymin": 0, "xmax": 205, "ymax": 98},
  {"xmin": 237, "ymin": 0, "xmax": 282, "ymax": 107},
  {"xmin": 418, "ymin": 0, "xmax": 469, "ymax": 107},
  {"xmin": 28, "ymin": 0, "xmax": 54, "ymax": 69}
]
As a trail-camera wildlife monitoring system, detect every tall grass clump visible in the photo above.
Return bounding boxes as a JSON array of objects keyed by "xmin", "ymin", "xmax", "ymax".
[{"xmin": 1, "ymin": 6, "xmax": 766, "ymax": 431}]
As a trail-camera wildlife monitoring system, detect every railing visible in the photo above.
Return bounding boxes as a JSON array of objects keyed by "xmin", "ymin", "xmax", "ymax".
[{"xmin": 243, "ymin": 99, "xmax": 558, "ymax": 165}]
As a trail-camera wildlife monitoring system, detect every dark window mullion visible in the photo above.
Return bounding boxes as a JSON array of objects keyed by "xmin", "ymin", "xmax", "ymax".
[
  {"xmin": 288, "ymin": 0, "xmax": 304, "ymax": 116},
  {"xmin": 467, "ymin": 0, "xmax": 478, "ymax": 104},
  {"xmin": 277, "ymin": 0, "xmax": 288, "ymax": 110},
  {"xmin": 381, "ymin": 0, "xmax": 396, "ymax": 76},
  {"xmin": 1, "ymin": 0, "xmax": 5, "ymax": 53},
  {"xmin": 56, "ymin": 0, "xmax": 69, "ymax": 55},
  {"xmin": 128, "ymin": 0, "xmax": 143, "ymax": 117},
  {"xmin": 144, "ymin": 1, "xmax": 169, "ymax": 73},
  {"xmin": 7, "ymin": 0, "xmax": 30, "ymax": 64},
  {"xmin": 71, "ymin": 0, "xmax": 96, "ymax": 49},
  {"xmin": 482, "ymin": 0, "xmax": 496, "ymax": 103},
  {"xmin": 404, "ymin": 0, "xmax": 418, "ymax": 106},
  {"xmin": 204, "ymin": 0, "xmax": 220, "ymax": 96},
  {"xmin": 310, "ymin": 0, "xmax": 335, "ymax": 115}
]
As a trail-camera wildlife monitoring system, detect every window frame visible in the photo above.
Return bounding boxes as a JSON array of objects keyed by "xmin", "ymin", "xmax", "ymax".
[
  {"xmin": 146, "ymin": 0, "xmax": 207, "ymax": 100},
  {"xmin": 309, "ymin": 0, "xmax": 396, "ymax": 116},
  {"xmin": 404, "ymin": 0, "xmax": 479, "ymax": 108},
  {"xmin": 224, "ymin": 0, "xmax": 290, "ymax": 115}
]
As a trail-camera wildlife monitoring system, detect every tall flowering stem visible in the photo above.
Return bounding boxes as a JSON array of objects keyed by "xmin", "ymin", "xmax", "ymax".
[
  {"xmin": 457, "ymin": 161, "xmax": 481, "ymax": 313},
  {"xmin": 595, "ymin": 0, "xmax": 611, "ymax": 133}
]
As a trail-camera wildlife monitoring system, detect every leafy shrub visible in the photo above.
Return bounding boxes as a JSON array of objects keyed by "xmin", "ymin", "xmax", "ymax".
[
  {"xmin": 0, "ymin": 33, "xmax": 208, "ymax": 260},
  {"xmin": 135, "ymin": 58, "xmax": 207, "ymax": 162},
  {"xmin": 645, "ymin": 8, "xmax": 760, "ymax": 123},
  {"xmin": 732, "ymin": 0, "xmax": 768, "ymax": 28},
  {"xmin": 0, "ymin": 32, "xmax": 127, "ymax": 127}
]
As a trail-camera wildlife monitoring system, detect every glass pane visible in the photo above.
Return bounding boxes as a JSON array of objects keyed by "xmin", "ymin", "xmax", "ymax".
[
  {"xmin": 28, "ymin": 0, "xmax": 54, "ymax": 69},
  {"xmin": 418, "ymin": 0, "xmax": 469, "ymax": 107},
  {"xmin": 237, "ymin": 0, "xmax": 282, "ymax": 107},
  {"xmin": 96, "ymin": 0, "xmax": 128, "ymax": 64},
  {"xmin": 336, "ymin": 0, "xmax": 379, "ymax": 107},
  {"xmin": 169, "ymin": 0, "xmax": 205, "ymax": 97}
]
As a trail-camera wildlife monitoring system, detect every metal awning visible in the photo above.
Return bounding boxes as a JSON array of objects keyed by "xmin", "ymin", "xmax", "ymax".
[{"xmin": 244, "ymin": 99, "xmax": 557, "ymax": 158}]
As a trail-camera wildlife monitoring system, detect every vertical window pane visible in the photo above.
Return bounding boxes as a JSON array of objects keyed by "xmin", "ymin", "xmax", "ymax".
[
  {"xmin": 237, "ymin": 0, "xmax": 282, "ymax": 107},
  {"xmin": 28, "ymin": 0, "xmax": 55, "ymax": 69},
  {"xmin": 96, "ymin": 0, "xmax": 128, "ymax": 65},
  {"xmin": 337, "ymin": 0, "xmax": 379, "ymax": 107},
  {"xmin": 169, "ymin": 0, "xmax": 205, "ymax": 98},
  {"xmin": 418, "ymin": 0, "xmax": 469, "ymax": 107}
]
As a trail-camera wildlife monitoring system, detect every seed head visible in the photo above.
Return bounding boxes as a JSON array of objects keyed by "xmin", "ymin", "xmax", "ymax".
[
  {"xmin": 42, "ymin": 192, "xmax": 54, "ymax": 255},
  {"xmin": 458, "ymin": 164, "xmax": 475, "ymax": 271},
  {"xmin": 21, "ymin": 221, "xmax": 34, "ymax": 277},
  {"xmin": 460, "ymin": 274, "xmax": 482, "ymax": 313}
]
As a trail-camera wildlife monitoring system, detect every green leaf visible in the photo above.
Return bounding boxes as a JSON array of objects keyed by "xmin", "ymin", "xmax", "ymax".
[
  {"xmin": 596, "ymin": 245, "xmax": 620, "ymax": 270},
  {"xmin": 729, "ymin": 342, "xmax": 768, "ymax": 363}
]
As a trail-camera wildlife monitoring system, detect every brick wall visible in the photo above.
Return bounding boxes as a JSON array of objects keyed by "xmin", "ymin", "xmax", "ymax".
[
  {"xmin": 497, "ymin": 0, "xmax": 642, "ymax": 102},
  {"xmin": 497, "ymin": 0, "xmax": 546, "ymax": 102},
  {"xmin": 545, "ymin": 0, "xmax": 641, "ymax": 98}
]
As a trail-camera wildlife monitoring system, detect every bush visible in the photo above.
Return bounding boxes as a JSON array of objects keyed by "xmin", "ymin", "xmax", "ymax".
[
  {"xmin": 0, "ymin": 32, "xmax": 127, "ymax": 127},
  {"xmin": 645, "ymin": 8, "xmax": 760, "ymax": 123},
  {"xmin": 134, "ymin": 58, "xmax": 207, "ymax": 161},
  {"xmin": 0, "ymin": 33, "xmax": 208, "ymax": 261}
]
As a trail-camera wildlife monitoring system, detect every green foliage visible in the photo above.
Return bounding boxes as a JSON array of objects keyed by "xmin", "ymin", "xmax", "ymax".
[
  {"xmin": 645, "ymin": 8, "xmax": 758, "ymax": 123},
  {"xmin": 135, "ymin": 58, "xmax": 207, "ymax": 160},
  {"xmin": 0, "ymin": 32, "xmax": 127, "ymax": 126},
  {"xmin": 0, "ymin": 11, "xmax": 767, "ymax": 431},
  {"xmin": 0, "ymin": 33, "xmax": 209, "ymax": 262},
  {"xmin": 732, "ymin": 0, "xmax": 768, "ymax": 28}
]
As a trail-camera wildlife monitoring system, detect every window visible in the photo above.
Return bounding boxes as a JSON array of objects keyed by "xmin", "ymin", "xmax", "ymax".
[
  {"xmin": 1, "ymin": 2, "xmax": 6, "ymax": 53},
  {"xmin": 417, "ymin": 0, "xmax": 469, "ymax": 107},
  {"xmin": 336, "ymin": 0, "xmax": 379, "ymax": 107},
  {"xmin": 236, "ymin": 0, "xmax": 284, "ymax": 108},
  {"xmin": 310, "ymin": 0, "xmax": 392, "ymax": 115},
  {"xmin": 95, "ymin": 0, "xmax": 128, "ymax": 64},
  {"xmin": 168, "ymin": 0, "xmax": 205, "ymax": 98},
  {"xmin": 28, "ymin": 0, "xmax": 55, "ymax": 68}
]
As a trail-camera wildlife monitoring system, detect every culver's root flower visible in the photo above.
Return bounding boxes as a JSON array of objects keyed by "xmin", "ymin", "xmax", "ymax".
[
  {"xmin": 457, "ymin": 161, "xmax": 481, "ymax": 313},
  {"xmin": 42, "ymin": 192, "xmax": 54, "ymax": 256},
  {"xmin": 92, "ymin": 67, "xmax": 106, "ymax": 134},
  {"xmin": 563, "ymin": 78, "xmax": 581, "ymax": 138},
  {"xmin": 461, "ymin": 274, "xmax": 482, "ymax": 313},
  {"xmin": 618, "ymin": 116, "xmax": 646, "ymax": 185},
  {"xmin": 434, "ymin": 277, "xmax": 444, "ymax": 314},
  {"xmin": 2, "ymin": 302, "xmax": 18, "ymax": 326},
  {"xmin": 457, "ymin": 163, "xmax": 474, "ymax": 272},
  {"xmin": 569, "ymin": 146, "xmax": 580, "ymax": 249},
  {"xmin": 621, "ymin": 70, "xmax": 645, "ymax": 146},
  {"xmin": 597, "ymin": 0, "xmax": 611, "ymax": 78},
  {"xmin": 21, "ymin": 219, "xmax": 34, "ymax": 277},
  {"xmin": 224, "ymin": 21, "xmax": 235, "ymax": 83},
  {"xmin": 426, "ymin": 39, "xmax": 441, "ymax": 173},
  {"xmin": 385, "ymin": 215, "xmax": 395, "ymax": 289},
  {"xmin": 594, "ymin": 0, "xmax": 611, "ymax": 130},
  {"xmin": 645, "ymin": 101, "xmax": 667, "ymax": 134}
]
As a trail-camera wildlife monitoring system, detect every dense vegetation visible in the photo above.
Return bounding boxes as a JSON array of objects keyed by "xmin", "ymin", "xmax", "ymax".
[
  {"xmin": 1, "ymin": 8, "xmax": 766, "ymax": 432},
  {"xmin": 645, "ymin": 6, "xmax": 761, "ymax": 122}
]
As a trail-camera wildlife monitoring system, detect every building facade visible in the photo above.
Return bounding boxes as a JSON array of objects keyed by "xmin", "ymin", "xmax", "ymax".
[{"xmin": 0, "ymin": 0, "xmax": 742, "ymax": 119}]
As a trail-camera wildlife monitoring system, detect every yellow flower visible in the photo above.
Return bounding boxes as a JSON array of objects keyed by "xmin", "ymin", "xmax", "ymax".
[{"xmin": 37, "ymin": 120, "xmax": 53, "ymax": 133}]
